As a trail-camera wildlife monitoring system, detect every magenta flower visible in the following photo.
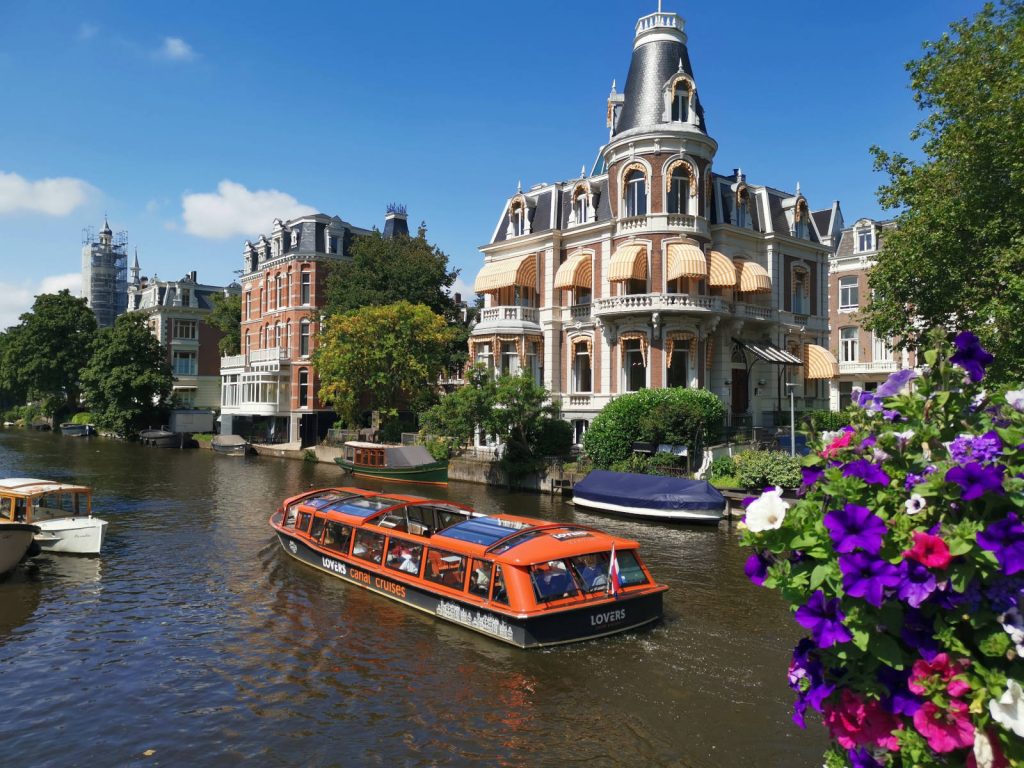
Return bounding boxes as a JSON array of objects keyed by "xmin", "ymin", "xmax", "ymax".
[
  {"xmin": 824, "ymin": 504, "xmax": 887, "ymax": 554},
  {"xmin": 946, "ymin": 461, "xmax": 1005, "ymax": 500},
  {"xmin": 823, "ymin": 690, "xmax": 902, "ymax": 751},
  {"xmin": 903, "ymin": 531, "xmax": 953, "ymax": 569},
  {"xmin": 794, "ymin": 590, "xmax": 852, "ymax": 648},
  {"xmin": 843, "ymin": 459, "xmax": 891, "ymax": 486},
  {"xmin": 840, "ymin": 552, "xmax": 902, "ymax": 607},
  {"xmin": 977, "ymin": 512, "xmax": 1024, "ymax": 575},
  {"xmin": 913, "ymin": 699, "xmax": 974, "ymax": 753},
  {"xmin": 950, "ymin": 331, "xmax": 994, "ymax": 383}
]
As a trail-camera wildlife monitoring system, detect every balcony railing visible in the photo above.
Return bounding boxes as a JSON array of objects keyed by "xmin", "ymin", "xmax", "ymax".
[
  {"xmin": 569, "ymin": 304, "xmax": 591, "ymax": 320},
  {"xmin": 615, "ymin": 213, "xmax": 710, "ymax": 239},
  {"xmin": 838, "ymin": 360, "xmax": 900, "ymax": 375},
  {"xmin": 733, "ymin": 302, "xmax": 775, "ymax": 322},
  {"xmin": 592, "ymin": 292, "xmax": 728, "ymax": 316},
  {"xmin": 220, "ymin": 347, "xmax": 290, "ymax": 373},
  {"xmin": 567, "ymin": 395, "xmax": 591, "ymax": 407},
  {"xmin": 474, "ymin": 305, "xmax": 541, "ymax": 331}
]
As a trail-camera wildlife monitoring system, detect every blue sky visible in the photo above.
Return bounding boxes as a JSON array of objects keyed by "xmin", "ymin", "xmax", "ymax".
[{"xmin": 0, "ymin": 0, "xmax": 985, "ymax": 330}]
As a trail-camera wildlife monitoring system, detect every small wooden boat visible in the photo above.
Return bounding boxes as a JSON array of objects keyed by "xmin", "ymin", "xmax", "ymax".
[
  {"xmin": 211, "ymin": 434, "xmax": 254, "ymax": 456},
  {"xmin": 0, "ymin": 478, "xmax": 107, "ymax": 555},
  {"xmin": 335, "ymin": 441, "xmax": 448, "ymax": 486},
  {"xmin": 271, "ymin": 487, "xmax": 667, "ymax": 648},
  {"xmin": 0, "ymin": 522, "xmax": 40, "ymax": 575},
  {"xmin": 139, "ymin": 428, "xmax": 196, "ymax": 449},
  {"xmin": 60, "ymin": 423, "xmax": 96, "ymax": 437},
  {"xmin": 572, "ymin": 470, "xmax": 726, "ymax": 523}
]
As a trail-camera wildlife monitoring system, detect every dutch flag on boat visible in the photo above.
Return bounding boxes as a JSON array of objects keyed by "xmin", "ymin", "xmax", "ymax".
[{"xmin": 607, "ymin": 543, "xmax": 621, "ymax": 597}]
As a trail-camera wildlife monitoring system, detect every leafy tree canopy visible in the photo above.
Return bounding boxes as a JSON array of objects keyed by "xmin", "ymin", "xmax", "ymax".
[
  {"xmin": 80, "ymin": 313, "xmax": 173, "ymax": 435},
  {"xmin": 419, "ymin": 364, "xmax": 496, "ymax": 451},
  {"xmin": 314, "ymin": 301, "xmax": 456, "ymax": 426},
  {"xmin": 866, "ymin": 1, "xmax": 1024, "ymax": 382},
  {"xmin": 6, "ymin": 290, "xmax": 97, "ymax": 416},
  {"xmin": 207, "ymin": 292, "xmax": 242, "ymax": 355}
]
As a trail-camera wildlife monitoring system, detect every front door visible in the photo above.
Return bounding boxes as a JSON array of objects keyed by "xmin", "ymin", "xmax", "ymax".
[{"xmin": 732, "ymin": 369, "xmax": 749, "ymax": 414}]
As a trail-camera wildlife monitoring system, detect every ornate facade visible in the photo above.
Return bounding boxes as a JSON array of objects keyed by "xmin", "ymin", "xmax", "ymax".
[{"xmin": 470, "ymin": 9, "xmax": 841, "ymax": 443}]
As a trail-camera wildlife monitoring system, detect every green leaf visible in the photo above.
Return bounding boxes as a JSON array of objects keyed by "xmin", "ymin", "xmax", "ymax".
[
  {"xmin": 978, "ymin": 630, "xmax": 1011, "ymax": 657},
  {"xmin": 809, "ymin": 563, "xmax": 831, "ymax": 591},
  {"xmin": 850, "ymin": 627, "xmax": 869, "ymax": 652},
  {"xmin": 868, "ymin": 633, "xmax": 906, "ymax": 669}
]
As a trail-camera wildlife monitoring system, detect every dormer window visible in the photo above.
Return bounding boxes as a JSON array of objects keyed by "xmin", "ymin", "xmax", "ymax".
[
  {"xmin": 792, "ymin": 267, "xmax": 809, "ymax": 315},
  {"xmin": 793, "ymin": 200, "xmax": 809, "ymax": 238},
  {"xmin": 857, "ymin": 226, "xmax": 874, "ymax": 252},
  {"xmin": 506, "ymin": 195, "xmax": 531, "ymax": 237},
  {"xmin": 736, "ymin": 188, "xmax": 749, "ymax": 228},
  {"xmin": 624, "ymin": 169, "xmax": 647, "ymax": 217},
  {"xmin": 573, "ymin": 194, "xmax": 587, "ymax": 225},
  {"xmin": 671, "ymin": 83, "xmax": 689, "ymax": 122},
  {"xmin": 511, "ymin": 205, "xmax": 525, "ymax": 236},
  {"xmin": 666, "ymin": 162, "xmax": 693, "ymax": 215}
]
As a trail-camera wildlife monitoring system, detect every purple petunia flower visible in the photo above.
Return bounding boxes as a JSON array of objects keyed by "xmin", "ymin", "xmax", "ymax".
[
  {"xmin": 901, "ymin": 608, "xmax": 940, "ymax": 660},
  {"xmin": 946, "ymin": 461, "xmax": 1005, "ymax": 501},
  {"xmin": 985, "ymin": 575, "xmax": 1024, "ymax": 613},
  {"xmin": 977, "ymin": 512, "xmax": 1024, "ymax": 576},
  {"xmin": 801, "ymin": 466, "xmax": 824, "ymax": 488},
  {"xmin": 896, "ymin": 559, "xmax": 937, "ymax": 608},
  {"xmin": 947, "ymin": 431, "xmax": 1002, "ymax": 464},
  {"xmin": 876, "ymin": 368, "xmax": 917, "ymax": 398},
  {"xmin": 847, "ymin": 747, "xmax": 885, "ymax": 768},
  {"xmin": 794, "ymin": 589, "xmax": 853, "ymax": 648},
  {"xmin": 877, "ymin": 664, "xmax": 923, "ymax": 717},
  {"xmin": 788, "ymin": 638, "xmax": 834, "ymax": 728},
  {"xmin": 824, "ymin": 504, "xmax": 888, "ymax": 554},
  {"xmin": 950, "ymin": 331, "xmax": 994, "ymax": 382},
  {"xmin": 839, "ymin": 552, "xmax": 902, "ymax": 607},
  {"xmin": 744, "ymin": 551, "xmax": 771, "ymax": 586},
  {"xmin": 843, "ymin": 459, "xmax": 892, "ymax": 486}
]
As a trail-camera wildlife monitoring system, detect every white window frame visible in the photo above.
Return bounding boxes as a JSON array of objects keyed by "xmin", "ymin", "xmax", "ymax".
[
  {"xmin": 173, "ymin": 350, "xmax": 197, "ymax": 376},
  {"xmin": 839, "ymin": 276, "xmax": 859, "ymax": 311},
  {"xmin": 622, "ymin": 339, "xmax": 647, "ymax": 392},
  {"xmin": 625, "ymin": 171, "xmax": 647, "ymax": 218},
  {"xmin": 840, "ymin": 328, "xmax": 858, "ymax": 363},
  {"xmin": 173, "ymin": 319, "xmax": 197, "ymax": 340},
  {"xmin": 856, "ymin": 227, "xmax": 874, "ymax": 253},
  {"xmin": 572, "ymin": 344, "xmax": 592, "ymax": 393}
]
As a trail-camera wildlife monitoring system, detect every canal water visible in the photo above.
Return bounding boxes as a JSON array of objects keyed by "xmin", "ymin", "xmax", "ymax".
[{"xmin": 0, "ymin": 430, "xmax": 825, "ymax": 767}]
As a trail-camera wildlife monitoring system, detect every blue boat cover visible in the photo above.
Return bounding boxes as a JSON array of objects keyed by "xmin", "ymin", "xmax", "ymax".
[
  {"xmin": 436, "ymin": 516, "xmax": 523, "ymax": 546},
  {"xmin": 573, "ymin": 471, "xmax": 726, "ymax": 512}
]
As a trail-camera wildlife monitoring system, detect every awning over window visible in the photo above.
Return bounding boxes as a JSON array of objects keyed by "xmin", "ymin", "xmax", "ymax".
[
  {"xmin": 666, "ymin": 243, "xmax": 707, "ymax": 281},
  {"xmin": 608, "ymin": 244, "xmax": 648, "ymax": 282},
  {"xmin": 734, "ymin": 338, "xmax": 802, "ymax": 365},
  {"xmin": 473, "ymin": 254, "xmax": 537, "ymax": 294},
  {"xmin": 804, "ymin": 343, "xmax": 839, "ymax": 379},
  {"xmin": 553, "ymin": 250, "xmax": 593, "ymax": 289},
  {"xmin": 737, "ymin": 260, "xmax": 772, "ymax": 294},
  {"xmin": 707, "ymin": 250, "xmax": 736, "ymax": 287}
]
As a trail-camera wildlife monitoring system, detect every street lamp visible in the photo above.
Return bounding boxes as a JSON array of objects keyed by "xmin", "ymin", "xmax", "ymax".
[{"xmin": 785, "ymin": 382, "xmax": 796, "ymax": 457}]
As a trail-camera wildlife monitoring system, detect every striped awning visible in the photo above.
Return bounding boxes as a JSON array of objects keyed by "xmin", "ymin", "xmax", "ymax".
[
  {"xmin": 666, "ymin": 243, "xmax": 707, "ymax": 281},
  {"xmin": 735, "ymin": 338, "xmax": 802, "ymax": 365},
  {"xmin": 473, "ymin": 254, "xmax": 537, "ymax": 294},
  {"xmin": 707, "ymin": 250, "xmax": 736, "ymax": 287},
  {"xmin": 553, "ymin": 250, "xmax": 593, "ymax": 289},
  {"xmin": 737, "ymin": 260, "xmax": 772, "ymax": 294},
  {"xmin": 804, "ymin": 343, "xmax": 839, "ymax": 380},
  {"xmin": 608, "ymin": 244, "xmax": 648, "ymax": 282}
]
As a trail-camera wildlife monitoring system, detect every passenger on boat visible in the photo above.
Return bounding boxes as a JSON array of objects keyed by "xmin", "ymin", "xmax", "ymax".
[
  {"xmin": 578, "ymin": 555, "xmax": 608, "ymax": 592},
  {"xmin": 471, "ymin": 565, "xmax": 490, "ymax": 594},
  {"xmin": 398, "ymin": 548, "xmax": 419, "ymax": 574}
]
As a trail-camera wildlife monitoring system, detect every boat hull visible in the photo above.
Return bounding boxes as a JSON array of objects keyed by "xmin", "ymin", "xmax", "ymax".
[
  {"xmin": 60, "ymin": 423, "xmax": 96, "ymax": 437},
  {"xmin": 572, "ymin": 494, "xmax": 723, "ymax": 523},
  {"xmin": 274, "ymin": 530, "xmax": 662, "ymax": 648},
  {"xmin": 35, "ymin": 517, "xmax": 108, "ymax": 555},
  {"xmin": 0, "ymin": 523, "xmax": 39, "ymax": 574},
  {"xmin": 334, "ymin": 459, "xmax": 448, "ymax": 486},
  {"xmin": 211, "ymin": 438, "xmax": 253, "ymax": 456}
]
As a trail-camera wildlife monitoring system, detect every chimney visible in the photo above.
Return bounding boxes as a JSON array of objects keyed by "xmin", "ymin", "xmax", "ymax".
[
  {"xmin": 454, "ymin": 292, "xmax": 462, "ymax": 304},
  {"xmin": 191, "ymin": 271, "xmax": 197, "ymax": 282},
  {"xmin": 383, "ymin": 203, "xmax": 409, "ymax": 239}
]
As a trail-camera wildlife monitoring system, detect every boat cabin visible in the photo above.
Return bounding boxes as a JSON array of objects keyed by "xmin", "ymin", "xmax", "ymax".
[
  {"xmin": 0, "ymin": 478, "xmax": 93, "ymax": 525},
  {"xmin": 341, "ymin": 442, "xmax": 437, "ymax": 470}
]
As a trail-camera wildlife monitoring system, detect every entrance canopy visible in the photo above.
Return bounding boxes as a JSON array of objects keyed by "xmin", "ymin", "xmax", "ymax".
[{"xmin": 733, "ymin": 338, "xmax": 801, "ymax": 365}]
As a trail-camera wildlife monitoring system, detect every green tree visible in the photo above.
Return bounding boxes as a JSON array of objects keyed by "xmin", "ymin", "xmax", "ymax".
[
  {"xmin": 0, "ymin": 327, "xmax": 28, "ymax": 412},
  {"xmin": 80, "ymin": 313, "xmax": 173, "ymax": 435},
  {"xmin": 484, "ymin": 373, "xmax": 564, "ymax": 483},
  {"xmin": 207, "ymin": 292, "xmax": 242, "ymax": 355},
  {"xmin": 866, "ymin": 1, "xmax": 1024, "ymax": 382},
  {"xmin": 314, "ymin": 301, "xmax": 456, "ymax": 426},
  {"xmin": 419, "ymin": 363, "xmax": 496, "ymax": 452},
  {"xmin": 7, "ymin": 290, "xmax": 97, "ymax": 418}
]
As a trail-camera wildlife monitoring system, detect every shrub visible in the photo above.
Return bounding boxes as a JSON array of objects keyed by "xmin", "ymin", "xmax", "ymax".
[
  {"xmin": 70, "ymin": 411, "xmax": 95, "ymax": 425},
  {"xmin": 709, "ymin": 455, "xmax": 737, "ymax": 480},
  {"xmin": 740, "ymin": 331, "xmax": 1024, "ymax": 767},
  {"xmin": 802, "ymin": 409, "xmax": 851, "ymax": 434},
  {"xmin": 532, "ymin": 418, "xmax": 573, "ymax": 458},
  {"xmin": 733, "ymin": 449, "xmax": 802, "ymax": 489}
]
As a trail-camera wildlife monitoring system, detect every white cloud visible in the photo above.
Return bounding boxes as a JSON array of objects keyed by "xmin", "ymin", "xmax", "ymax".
[
  {"xmin": 181, "ymin": 180, "xmax": 317, "ymax": 239},
  {"xmin": 157, "ymin": 37, "xmax": 195, "ymax": 61},
  {"xmin": 0, "ymin": 274, "xmax": 83, "ymax": 332},
  {"xmin": 448, "ymin": 276, "xmax": 477, "ymax": 302},
  {"xmin": 78, "ymin": 23, "xmax": 98, "ymax": 41},
  {"xmin": 0, "ymin": 171, "xmax": 96, "ymax": 216}
]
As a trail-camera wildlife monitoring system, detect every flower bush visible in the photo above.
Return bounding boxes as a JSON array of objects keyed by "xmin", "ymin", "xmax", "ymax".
[{"xmin": 740, "ymin": 332, "xmax": 1024, "ymax": 768}]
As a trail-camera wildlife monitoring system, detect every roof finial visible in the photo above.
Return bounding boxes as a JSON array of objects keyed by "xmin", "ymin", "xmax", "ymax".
[
  {"xmin": 610, "ymin": 78, "xmax": 617, "ymax": 94},
  {"xmin": 580, "ymin": 165, "xmax": 586, "ymax": 179},
  {"xmin": 678, "ymin": 57, "xmax": 684, "ymax": 73},
  {"xmin": 796, "ymin": 180, "xmax": 802, "ymax": 196},
  {"xmin": 658, "ymin": 0, "xmax": 663, "ymax": 12},
  {"xmin": 517, "ymin": 179, "xmax": 522, "ymax": 193}
]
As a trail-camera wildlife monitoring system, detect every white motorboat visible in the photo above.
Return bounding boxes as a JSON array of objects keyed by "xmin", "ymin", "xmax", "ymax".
[
  {"xmin": 0, "ymin": 522, "xmax": 40, "ymax": 575},
  {"xmin": 0, "ymin": 478, "xmax": 107, "ymax": 555},
  {"xmin": 571, "ymin": 470, "xmax": 727, "ymax": 523}
]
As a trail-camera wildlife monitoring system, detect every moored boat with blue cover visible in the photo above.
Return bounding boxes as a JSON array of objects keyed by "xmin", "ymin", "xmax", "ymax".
[{"xmin": 572, "ymin": 470, "xmax": 726, "ymax": 523}]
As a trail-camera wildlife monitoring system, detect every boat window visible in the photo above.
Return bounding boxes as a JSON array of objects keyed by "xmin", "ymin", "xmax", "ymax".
[
  {"xmin": 436, "ymin": 508, "xmax": 470, "ymax": 531},
  {"xmin": 376, "ymin": 511, "xmax": 408, "ymax": 531},
  {"xmin": 468, "ymin": 559, "xmax": 491, "ymax": 599},
  {"xmin": 324, "ymin": 497, "xmax": 406, "ymax": 519},
  {"xmin": 305, "ymin": 492, "xmax": 360, "ymax": 511},
  {"xmin": 323, "ymin": 522, "xmax": 353, "ymax": 554},
  {"xmin": 352, "ymin": 530, "xmax": 385, "ymax": 564},
  {"xmin": 491, "ymin": 565, "xmax": 509, "ymax": 605},
  {"xmin": 296, "ymin": 512, "xmax": 312, "ymax": 532},
  {"xmin": 309, "ymin": 515, "xmax": 327, "ymax": 542},
  {"xmin": 284, "ymin": 503, "xmax": 299, "ymax": 527},
  {"xmin": 530, "ymin": 560, "xmax": 579, "ymax": 603},
  {"xmin": 424, "ymin": 548, "xmax": 466, "ymax": 590},
  {"xmin": 385, "ymin": 539, "xmax": 423, "ymax": 576},
  {"xmin": 0, "ymin": 497, "xmax": 11, "ymax": 521},
  {"xmin": 616, "ymin": 550, "xmax": 650, "ymax": 587},
  {"xmin": 568, "ymin": 553, "xmax": 611, "ymax": 593}
]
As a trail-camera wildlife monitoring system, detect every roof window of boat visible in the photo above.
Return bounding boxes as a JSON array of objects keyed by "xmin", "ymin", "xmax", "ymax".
[
  {"xmin": 385, "ymin": 539, "xmax": 423, "ymax": 576},
  {"xmin": 530, "ymin": 560, "xmax": 580, "ymax": 603},
  {"xmin": 424, "ymin": 547, "xmax": 466, "ymax": 590},
  {"xmin": 305, "ymin": 492, "xmax": 363, "ymax": 511},
  {"xmin": 375, "ymin": 510, "xmax": 409, "ymax": 531},
  {"xmin": 296, "ymin": 511, "xmax": 312, "ymax": 533},
  {"xmin": 329, "ymin": 497, "xmax": 406, "ymax": 519},
  {"xmin": 352, "ymin": 530, "xmax": 385, "ymax": 564},
  {"xmin": 309, "ymin": 514, "xmax": 327, "ymax": 542},
  {"xmin": 323, "ymin": 522, "xmax": 353, "ymax": 554}
]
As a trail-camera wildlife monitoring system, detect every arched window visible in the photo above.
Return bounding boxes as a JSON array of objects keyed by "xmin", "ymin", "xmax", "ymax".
[
  {"xmin": 274, "ymin": 323, "xmax": 282, "ymax": 349},
  {"xmin": 300, "ymin": 319, "xmax": 311, "ymax": 357},
  {"xmin": 792, "ymin": 267, "xmax": 809, "ymax": 315},
  {"xmin": 244, "ymin": 290, "xmax": 251, "ymax": 320},
  {"xmin": 572, "ymin": 191, "xmax": 588, "ymax": 225},
  {"xmin": 572, "ymin": 339, "xmax": 592, "ymax": 393},
  {"xmin": 667, "ymin": 165, "xmax": 691, "ymax": 214},
  {"xmin": 298, "ymin": 368, "xmax": 309, "ymax": 408},
  {"xmin": 245, "ymin": 331, "xmax": 251, "ymax": 357},
  {"xmin": 736, "ymin": 188, "xmax": 749, "ymax": 228},
  {"xmin": 510, "ymin": 202, "xmax": 525, "ymax": 236},
  {"xmin": 300, "ymin": 271, "xmax": 311, "ymax": 305},
  {"xmin": 286, "ymin": 321, "xmax": 292, "ymax": 356},
  {"xmin": 624, "ymin": 169, "xmax": 647, "ymax": 217},
  {"xmin": 276, "ymin": 274, "xmax": 283, "ymax": 308},
  {"xmin": 671, "ymin": 82, "xmax": 689, "ymax": 122}
]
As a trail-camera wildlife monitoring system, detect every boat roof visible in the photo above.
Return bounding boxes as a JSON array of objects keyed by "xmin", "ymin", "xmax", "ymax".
[
  {"xmin": 344, "ymin": 443, "xmax": 436, "ymax": 466},
  {"xmin": 0, "ymin": 477, "xmax": 92, "ymax": 497}
]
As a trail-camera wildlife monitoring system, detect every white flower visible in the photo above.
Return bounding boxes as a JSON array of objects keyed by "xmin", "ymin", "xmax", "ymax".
[
  {"xmin": 973, "ymin": 730, "xmax": 997, "ymax": 768},
  {"xmin": 999, "ymin": 608, "xmax": 1024, "ymax": 656},
  {"xmin": 744, "ymin": 487, "xmax": 789, "ymax": 532},
  {"xmin": 1006, "ymin": 389, "xmax": 1024, "ymax": 412},
  {"xmin": 904, "ymin": 494, "xmax": 927, "ymax": 515},
  {"xmin": 894, "ymin": 429, "xmax": 915, "ymax": 445},
  {"xmin": 989, "ymin": 679, "xmax": 1024, "ymax": 738}
]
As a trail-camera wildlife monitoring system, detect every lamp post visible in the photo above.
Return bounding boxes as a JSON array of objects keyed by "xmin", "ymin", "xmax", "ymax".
[{"xmin": 785, "ymin": 382, "xmax": 796, "ymax": 457}]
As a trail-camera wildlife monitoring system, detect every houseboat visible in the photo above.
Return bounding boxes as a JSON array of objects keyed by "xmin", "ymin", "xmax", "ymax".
[
  {"xmin": 572, "ymin": 471, "xmax": 726, "ymax": 524},
  {"xmin": 211, "ymin": 434, "xmax": 255, "ymax": 456},
  {"xmin": 0, "ymin": 478, "xmax": 107, "ymax": 555},
  {"xmin": 335, "ymin": 442, "xmax": 448, "ymax": 486},
  {"xmin": 270, "ymin": 487, "xmax": 667, "ymax": 648}
]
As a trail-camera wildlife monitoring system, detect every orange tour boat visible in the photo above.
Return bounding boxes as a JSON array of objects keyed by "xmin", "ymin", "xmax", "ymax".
[{"xmin": 270, "ymin": 487, "xmax": 668, "ymax": 648}]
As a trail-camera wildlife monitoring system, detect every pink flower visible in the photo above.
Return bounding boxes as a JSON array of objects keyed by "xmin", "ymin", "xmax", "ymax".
[
  {"xmin": 903, "ymin": 531, "xmax": 952, "ymax": 569},
  {"xmin": 822, "ymin": 431, "xmax": 853, "ymax": 458},
  {"xmin": 913, "ymin": 699, "xmax": 974, "ymax": 753},
  {"xmin": 823, "ymin": 690, "xmax": 902, "ymax": 751},
  {"xmin": 909, "ymin": 653, "xmax": 971, "ymax": 697}
]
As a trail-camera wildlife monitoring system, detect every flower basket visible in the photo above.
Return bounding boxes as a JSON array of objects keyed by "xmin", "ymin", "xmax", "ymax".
[{"xmin": 740, "ymin": 332, "xmax": 1024, "ymax": 767}]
